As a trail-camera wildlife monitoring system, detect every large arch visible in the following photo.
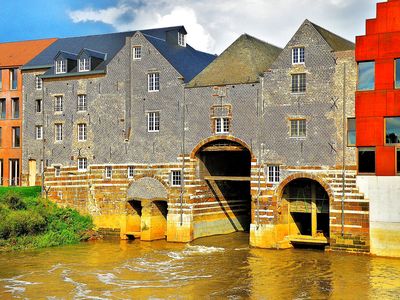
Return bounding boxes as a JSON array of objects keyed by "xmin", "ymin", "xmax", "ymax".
[{"xmin": 127, "ymin": 176, "xmax": 168, "ymax": 201}]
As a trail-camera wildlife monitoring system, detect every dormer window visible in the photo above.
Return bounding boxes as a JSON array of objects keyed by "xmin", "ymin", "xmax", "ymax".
[
  {"xmin": 55, "ymin": 60, "xmax": 66, "ymax": 74},
  {"xmin": 178, "ymin": 32, "xmax": 186, "ymax": 47},
  {"xmin": 79, "ymin": 58, "xmax": 90, "ymax": 72}
]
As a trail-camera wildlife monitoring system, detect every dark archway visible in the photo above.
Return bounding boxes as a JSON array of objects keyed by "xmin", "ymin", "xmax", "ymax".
[
  {"xmin": 282, "ymin": 178, "xmax": 330, "ymax": 239},
  {"xmin": 196, "ymin": 139, "xmax": 252, "ymax": 232}
]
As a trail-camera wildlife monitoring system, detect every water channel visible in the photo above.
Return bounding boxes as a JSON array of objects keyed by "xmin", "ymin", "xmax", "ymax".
[{"xmin": 0, "ymin": 233, "xmax": 400, "ymax": 299}]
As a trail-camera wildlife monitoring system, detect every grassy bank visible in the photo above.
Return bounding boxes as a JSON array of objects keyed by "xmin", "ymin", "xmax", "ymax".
[{"xmin": 0, "ymin": 188, "xmax": 94, "ymax": 251}]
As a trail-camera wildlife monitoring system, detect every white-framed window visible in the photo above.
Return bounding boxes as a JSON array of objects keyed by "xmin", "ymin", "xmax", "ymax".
[
  {"xmin": 78, "ymin": 123, "xmax": 87, "ymax": 141},
  {"xmin": 215, "ymin": 117, "xmax": 230, "ymax": 134},
  {"xmin": 11, "ymin": 98, "xmax": 19, "ymax": 119},
  {"xmin": 35, "ymin": 125, "xmax": 43, "ymax": 140},
  {"xmin": 290, "ymin": 119, "xmax": 307, "ymax": 138},
  {"xmin": 35, "ymin": 76, "xmax": 43, "ymax": 90},
  {"xmin": 54, "ymin": 96, "xmax": 63, "ymax": 112},
  {"xmin": 57, "ymin": 191, "xmax": 63, "ymax": 199},
  {"xmin": 148, "ymin": 72, "xmax": 160, "ymax": 92},
  {"xmin": 267, "ymin": 165, "xmax": 280, "ymax": 183},
  {"xmin": 171, "ymin": 170, "xmax": 181, "ymax": 186},
  {"xmin": 292, "ymin": 47, "xmax": 305, "ymax": 64},
  {"xmin": 12, "ymin": 127, "xmax": 20, "ymax": 148},
  {"xmin": 78, "ymin": 157, "xmax": 87, "ymax": 171},
  {"xmin": 77, "ymin": 94, "xmax": 87, "ymax": 111},
  {"xmin": 147, "ymin": 111, "xmax": 160, "ymax": 132},
  {"xmin": 55, "ymin": 60, "xmax": 66, "ymax": 74},
  {"xmin": 35, "ymin": 99, "xmax": 42, "ymax": 113},
  {"xmin": 178, "ymin": 32, "xmax": 186, "ymax": 47},
  {"xmin": 133, "ymin": 46, "xmax": 142, "ymax": 60},
  {"xmin": 78, "ymin": 58, "xmax": 90, "ymax": 72},
  {"xmin": 127, "ymin": 166, "xmax": 134, "ymax": 178},
  {"xmin": 55, "ymin": 123, "xmax": 63, "ymax": 142},
  {"xmin": 105, "ymin": 166, "xmax": 112, "ymax": 179},
  {"xmin": 54, "ymin": 166, "xmax": 61, "ymax": 177}
]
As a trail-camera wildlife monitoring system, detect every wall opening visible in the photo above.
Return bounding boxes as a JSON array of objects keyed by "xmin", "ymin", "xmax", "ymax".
[
  {"xmin": 126, "ymin": 200, "xmax": 142, "ymax": 239},
  {"xmin": 196, "ymin": 140, "xmax": 252, "ymax": 233},
  {"xmin": 282, "ymin": 178, "xmax": 330, "ymax": 239},
  {"xmin": 153, "ymin": 200, "xmax": 168, "ymax": 239}
]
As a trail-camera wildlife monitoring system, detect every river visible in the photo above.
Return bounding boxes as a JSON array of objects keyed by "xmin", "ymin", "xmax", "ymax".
[{"xmin": 0, "ymin": 233, "xmax": 399, "ymax": 299}]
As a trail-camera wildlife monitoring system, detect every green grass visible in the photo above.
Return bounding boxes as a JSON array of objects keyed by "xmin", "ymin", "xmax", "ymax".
[
  {"xmin": 0, "ymin": 186, "xmax": 41, "ymax": 198},
  {"xmin": 0, "ymin": 189, "xmax": 94, "ymax": 251}
]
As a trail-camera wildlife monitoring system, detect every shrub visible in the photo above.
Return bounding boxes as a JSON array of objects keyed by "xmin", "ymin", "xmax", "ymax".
[{"xmin": 1, "ymin": 191, "xmax": 26, "ymax": 210}]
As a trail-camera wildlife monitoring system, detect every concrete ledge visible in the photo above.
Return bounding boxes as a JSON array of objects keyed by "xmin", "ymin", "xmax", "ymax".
[{"xmin": 371, "ymin": 221, "xmax": 400, "ymax": 258}]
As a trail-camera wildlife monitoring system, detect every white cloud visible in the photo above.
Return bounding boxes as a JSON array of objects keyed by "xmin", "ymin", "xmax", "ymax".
[{"xmin": 68, "ymin": 0, "xmax": 380, "ymax": 54}]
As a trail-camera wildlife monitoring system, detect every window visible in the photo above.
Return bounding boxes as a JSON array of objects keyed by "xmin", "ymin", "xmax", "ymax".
[
  {"xmin": 358, "ymin": 147, "xmax": 375, "ymax": 174},
  {"xmin": 12, "ymin": 127, "xmax": 20, "ymax": 148},
  {"xmin": 0, "ymin": 99, "xmax": 5, "ymax": 119},
  {"xmin": 9, "ymin": 159, "xmax": 19, "ymax": 186},
  {"xmin": 10, "ymin": 69, "xmax": 17, "ymax": 90},
  {"xmin": 171, "ymin": 170, "xmax": 181, "ymax": 186},
  {"xmin": 128, "ymin": 166, "xmax": 134, "ymax": 178},
  {"xmin": 78, "ymin": 124, "xmax": 87, "ymax": 141},
  {"xmin": 133, "ymin": 46, "xmax": 142, "ymax": 60},
  {"xmin": 35, "ymin": 76, "xmax": 42, "ymax": 90},
  {"xmin": 347, "ymin": 118, "xmax": 356, "ymax": 146},
  {"xmin": 291, "ymin": 74, "xmax": 306, "ymax": 93},
  {"xmin": 385, "ymin": 117, "xmax": 400, "ymax": 144},
  {"xmin": 396, "ymin": 59, "xmax": 400, "ymax": 89},
  {"xmin": 54, "ymin": 96, "xmax": 63, "ymax": 112},
  {"xmin": 292, "ymin": 47, "xmax": 305, "ymax": 64},
  {"xmin": 290, "ymin": 119, "xmax": 306, "ymax": 137},
  {"xmin": 54, "ymin": 166, "xmax": 61, "ymax": 177},
  {"xmin": 35, "ymin": 125, "xmax": 43, "ymax": 140},
  {"xmin": 77, "ymin": 95, "xmax": 87, "ymax": 111},
  {"xmin": 267, "ymin": 165, "xmax": 280, "ymax": 183},
  {"xmin": 11, "ymin": 98, "xmax": 19, "ymax": 119},
  {"xmin": 178, "ymin": 32, "xmax": 186, "ymax": 47},
  {"xmin": 78, "ymin": 58, "xmax": 90, "ymax": 72},
  {"xmin": 147, "ymin": 112, "xmax": 160, "ymax": 132},
  {"xmin": 357, "ymin": 61, "xmax": 375, "ymax": 91},
  {"xmin": 55, "ymin": 60, "xmax": 66, "ymax": 74},
  {"xmin": 55, "ymin": 124, "xmax": 63, "ymax": 142},
  {"xmin": 148, "ymin": 73, "xmax": 160, "ymax": 92},
  {"xmin": 36, "ymin": 99, "xmax": 42, "ymax": 113},
  {"xmin": 397, "ymin": 149, "xmax": 400, "ymax": 174},
  {"xmin": 215, "ymin": 117, "xmax": 230, "ymax": 134},
  {"xmin": 0, "ymin": 127, "xmax": 2, "ymax": 147},
  {"xmin": 105, "ymin": 166, "xmax": 112, "ymax": 179},
  {"xmin": 78, "ymin": 158, "xmax": 87, "ymax": 171},
  {"xmin": 0, "ymin": 69, "xmax": 2, "ymax": 90}
]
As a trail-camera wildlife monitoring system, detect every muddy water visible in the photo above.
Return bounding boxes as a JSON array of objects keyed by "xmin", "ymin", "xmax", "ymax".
[{"xmin": 0, "ymin": 233, "xmax": 400, "ymax": 299}]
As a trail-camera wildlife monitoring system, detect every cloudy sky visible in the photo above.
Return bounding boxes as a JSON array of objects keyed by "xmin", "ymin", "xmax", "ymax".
[{"xmin": 0, "ymin": 0, "xmax": 381, "ymax": 54}]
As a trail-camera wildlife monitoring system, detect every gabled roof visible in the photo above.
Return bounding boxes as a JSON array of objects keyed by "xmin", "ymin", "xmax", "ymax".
[
  {"xmin": 187, "ymin": 34, "xmax": 282, "ymax": 87},
  {"xmin": 78, "ymin": 48, "xmax": 107, "ymax": 60},
  {"xmin": 55, "ymin": 50, "xmax": 78, "ymax": 61},
  {"xmin": 22, "ymin": 26, "xmax": 216, "ymax": 82},
  {"xmin": 309, "ymin": 20, "xmax": 355, "ymax": 51},
  {"xmin": 0, "ymin": 38, "xmax": 56, "ymax": 67}
]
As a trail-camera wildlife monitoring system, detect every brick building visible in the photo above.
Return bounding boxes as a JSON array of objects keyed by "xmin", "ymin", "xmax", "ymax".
[
  {"xmin": 356, "ymin": 0, "xmax": 400, "ymax": 257},
  {"xmin": 0, "ymin": 38, "xmax": 56, "ymax": 186}
]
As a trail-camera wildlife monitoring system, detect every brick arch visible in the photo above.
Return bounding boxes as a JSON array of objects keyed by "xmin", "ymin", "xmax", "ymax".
[
  {"xmin": 127, "ymin": 175, "xmax": 169, "ymax": 202},
  {"xmin": 275, "ymin": 172, "xmax": 334, "ymax": 203},
  {"xmin": 190, "ymin": 135, "xmax": 255, "ymax": 159}
]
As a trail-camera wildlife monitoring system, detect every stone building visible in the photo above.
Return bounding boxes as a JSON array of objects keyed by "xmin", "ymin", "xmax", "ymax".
[{"xmin": 20, "ymin": 21, "xmax": 369, "ymax": 253}]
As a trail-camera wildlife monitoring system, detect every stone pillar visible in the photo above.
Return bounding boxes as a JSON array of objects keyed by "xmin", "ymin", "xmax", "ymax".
[
  {"xmin": 140, "ymin": 200, "xmax": 168, "ymax": 241},
  {"xmin": 167, "ymin": 208, "xmax": 194, "ymax": 243},
  {"xmin": 311, "ymin": 182, "xmax": 317, "ymax": 237}
]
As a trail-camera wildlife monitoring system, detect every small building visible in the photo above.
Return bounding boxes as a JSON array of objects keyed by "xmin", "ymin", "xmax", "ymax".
[
  {"xmin": 0, "ymin": 38, "xmax": 56, "ymax": 186},
  {"xmin": 355, "ymin": 0, "xmax": 400, "ymax": 257}
]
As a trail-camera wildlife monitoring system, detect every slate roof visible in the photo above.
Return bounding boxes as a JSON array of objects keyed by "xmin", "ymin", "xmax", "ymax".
[
  {"xmin": 310, "ymin": 20, "xmax": 355, "ymax": 51},
  {"xmin": 79, "ymin": 48, "xmax": 107, "ymax": 60},
  {"xmin": 187, "ymin": 34, "xmax": 282, "ymax": 87},
  {"xmin": 23, "ymin": 26, "xmax": 216, "ymax": 82}
]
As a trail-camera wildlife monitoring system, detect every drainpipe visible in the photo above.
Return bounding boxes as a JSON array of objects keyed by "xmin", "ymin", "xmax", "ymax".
[
  {"xmin": 341, "ymin": 62, "xmax": 347, "ymax": 237},
  {"xmin": 256, "ymin": 77, "xmax": 264, "ymax": 228},
  {"xmin": 41, "ymin": 81, "xmax": 45, "ymax": 198},
  {"xmin": 180, "ymin": 83, "xmax": 186, "ymax": 226}
]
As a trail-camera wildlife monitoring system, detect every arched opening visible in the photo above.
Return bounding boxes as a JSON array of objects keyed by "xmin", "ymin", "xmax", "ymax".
[
  {"xmin": 195, "ymin": 139, "xmax": 252, "ymax": 236},
  {"xmin": 281, "ymin": 178, "xmax": 330, "ymax": 245}
]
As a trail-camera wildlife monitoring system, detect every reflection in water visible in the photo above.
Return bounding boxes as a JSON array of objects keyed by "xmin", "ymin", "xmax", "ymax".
[{"xmin": 0, "ymin": 233, "xmax": 399, "ymax": 299}]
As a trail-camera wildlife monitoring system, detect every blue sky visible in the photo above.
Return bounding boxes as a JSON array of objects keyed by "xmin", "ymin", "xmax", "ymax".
[{"xmin": 0, "ymin": 0, "xmax": 381, "ymax": 54}]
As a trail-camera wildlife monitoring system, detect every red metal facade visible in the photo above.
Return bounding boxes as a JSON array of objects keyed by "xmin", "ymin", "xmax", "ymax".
[{"xmin": 356, "ymin": 0, "xmax": 400, "ymax": 176}]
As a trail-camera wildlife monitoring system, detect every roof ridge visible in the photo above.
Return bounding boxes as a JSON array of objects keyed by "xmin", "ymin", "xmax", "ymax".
[
  {"xmin": 308, "ymin": 20, "xmax": 355, "ymax": 51},
  {"xmin": 0, "ymin": 37, "xmax": 57, "ymax": 45}
]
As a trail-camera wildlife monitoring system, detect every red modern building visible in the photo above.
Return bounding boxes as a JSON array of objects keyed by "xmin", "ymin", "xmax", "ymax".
[
  {"xmin": 356, "ymin": 0, "xmax": 400, "ymax": 257},
  {"xmin": 356, "ymin": 0, "xmax": 400, "ymax": 175}
]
